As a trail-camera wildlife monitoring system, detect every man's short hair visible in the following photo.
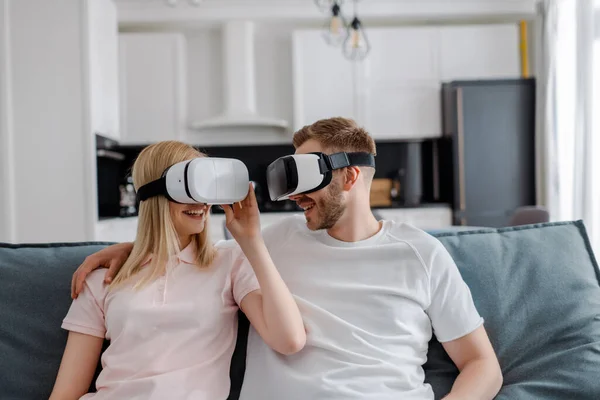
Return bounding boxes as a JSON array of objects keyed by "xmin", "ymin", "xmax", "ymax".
[{"xmin": 292, "ymin": 117, "xmax": 377, "ymax": 156}]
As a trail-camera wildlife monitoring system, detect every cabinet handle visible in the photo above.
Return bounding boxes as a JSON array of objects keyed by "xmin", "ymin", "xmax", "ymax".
[
  {"xmin": 456, "ymin": 88, "xmax": 466, "ymax": 225},
  {"xmin": 432, "ymin": 140, "xmax": 439, "ymax": 200},
  {"xmin": 97, "ymin": 149, "xmax": 125, "ymax": 161}
]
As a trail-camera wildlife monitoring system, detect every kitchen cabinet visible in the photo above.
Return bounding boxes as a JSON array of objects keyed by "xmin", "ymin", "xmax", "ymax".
[
  {"xmin": 87, "ymin": 0, "xmax": 120, "ymax": 141},
  {"xmin": 439, "ymin": 24, "xmax": 521, "ymax": 81},
  {"xmin": 362, "ymin": 27, "xmax": 441, "ymax": 139},
  {"xmin": 292, "ymin": 23, "xmax": 521, "ymax": 139},
  {"xmin": 118, "ymin": 33, "xmax": 187, "ymax": 144},
  {"xmin": 292, "ymin": 29, "xmax": 364, "ymax": 131}
]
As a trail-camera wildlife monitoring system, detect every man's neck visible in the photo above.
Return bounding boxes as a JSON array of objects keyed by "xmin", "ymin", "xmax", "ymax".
[{"xmin": 326, "ymin": 205, "xmax": 381, "ymax": 243}]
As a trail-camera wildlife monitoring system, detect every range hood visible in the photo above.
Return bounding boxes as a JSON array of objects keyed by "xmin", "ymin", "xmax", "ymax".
[{"xmin": 191, "ymin": 21, "xmax": 289, "ymax": 131}]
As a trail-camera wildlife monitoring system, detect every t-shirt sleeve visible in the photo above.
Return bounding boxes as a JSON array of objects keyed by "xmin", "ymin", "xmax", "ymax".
[
  {"xmin": 230, "ymin": 248, "xmax": 261, "ymax": 307},
  {"xmin": 61, "ymin": 270, "xmax": 107, "ymax": 339},
  {"xmin": 426, "ymin": 240, "xmax": 484, "ymax": 342}
]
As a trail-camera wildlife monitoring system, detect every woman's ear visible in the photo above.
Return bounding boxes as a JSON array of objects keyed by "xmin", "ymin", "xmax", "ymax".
[{"xmin": 342, "ymin": 166, "xmax": 361, "ymax": 191}]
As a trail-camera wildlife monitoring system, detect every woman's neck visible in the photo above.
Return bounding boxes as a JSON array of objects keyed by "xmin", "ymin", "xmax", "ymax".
[{"xmin": 179, "ymin": 235, "xmax": 193, "ymax": 250}]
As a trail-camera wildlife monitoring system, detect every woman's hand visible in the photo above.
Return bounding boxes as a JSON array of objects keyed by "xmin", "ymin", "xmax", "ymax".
[
  {"xmin": 223, "ymin": 183, "xmax": 306, "ymax": 355},
  {"xmin": 221, "ymin": 183, "xmax": 261, "ymax": 243}
]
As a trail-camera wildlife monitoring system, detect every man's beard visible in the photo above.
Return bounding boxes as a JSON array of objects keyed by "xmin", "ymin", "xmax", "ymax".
[{"xmin": 309, "ymin": 179, "xmax": 346, "ymax": 230}]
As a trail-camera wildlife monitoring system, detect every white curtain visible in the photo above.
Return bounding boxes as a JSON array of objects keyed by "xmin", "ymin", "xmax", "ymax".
[{"xmin": 537, "ymin": 0, "xmax": 600, "ymax": 255}]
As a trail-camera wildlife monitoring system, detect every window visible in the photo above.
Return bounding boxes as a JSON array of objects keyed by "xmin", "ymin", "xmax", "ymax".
[
  {"xmin": 592, "ymin": 1, "xmax": 600, "ymax": 241},
  {"xmin": 554, "ymin": 0, "xmax": 576, "ymax": 218},
  {"xmin": 549, "ymin": 0, "xmax": 600, "ymax": 253}
]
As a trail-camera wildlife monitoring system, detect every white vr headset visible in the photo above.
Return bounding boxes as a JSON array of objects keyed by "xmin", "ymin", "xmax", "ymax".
[
  {"xmin": 266, "ymin": 151, "xmax": 376, "ymax": 201},
  {"xmin": 137, "ymin": 157, "xmax": 250, "ymax": 204}
]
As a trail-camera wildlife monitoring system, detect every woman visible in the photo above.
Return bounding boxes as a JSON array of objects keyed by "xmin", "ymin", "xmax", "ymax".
[{"xmin": 49, "ymin": 141, "xmax": 305, "ymax": 400}]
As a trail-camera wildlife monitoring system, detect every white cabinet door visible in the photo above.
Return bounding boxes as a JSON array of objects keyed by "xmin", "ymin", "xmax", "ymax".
[
  {"xmin": 439, "ymin": 24, "xmax": 521, "ymax": 81},
  {"xmin": 87, "ymin": 0, "xmax": 120, "ymax": 141},
  {"xmin": 119, "ymin": 33, "xmax": 187, "ymax": 144},
  {"xmin": 292, "ymin": 27, "xmax": 442, "ymax": 139},
  {"xmin": 292, "ymin": 29, "xmax": 360, "ymax": 130},
  {"xmin": 363, "ymin": 27, "xmax": 442, "ymax": 139}
]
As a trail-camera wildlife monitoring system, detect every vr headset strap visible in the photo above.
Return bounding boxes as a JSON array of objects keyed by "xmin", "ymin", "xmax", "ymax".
[
  {"xmin": 137, "ymin": 177, "xmax": 167, "ymax": 202},
  {"xmin": 320, "ymin": 152, "xmax": 376, "ymax": 173},
  {"xmin": 346, "ymin": 152, "xmax": 376, "ymax": 168}
]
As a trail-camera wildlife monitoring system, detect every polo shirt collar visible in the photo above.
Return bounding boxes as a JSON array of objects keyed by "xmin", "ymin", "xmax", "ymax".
[
  {"xmin": 177, "ymin": 242, "xmax": 197, "ymax": 265},
  {"xmin": 140, "ymin": 242, "xmax": 197, "ymax": 267}
]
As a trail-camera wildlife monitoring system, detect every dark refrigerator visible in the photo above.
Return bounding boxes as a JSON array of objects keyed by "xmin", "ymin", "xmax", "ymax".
[{"xmin": 439, "ymin": 78, "xmax": 537, "ymax": 227}]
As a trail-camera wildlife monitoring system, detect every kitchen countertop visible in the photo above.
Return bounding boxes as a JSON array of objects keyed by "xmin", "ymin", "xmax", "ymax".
[
  {"xmin": 98, "ymin": 202, "xmax": 452, "ymax": 220},
  {"xmin": 96, "ymin": 204, "xmax": 454, "ymax": 243}
]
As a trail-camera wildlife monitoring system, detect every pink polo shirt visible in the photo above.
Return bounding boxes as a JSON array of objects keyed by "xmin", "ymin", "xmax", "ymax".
[{"xmin": 62, "ymin": 240, "xmax": 260, "ymax": 400}]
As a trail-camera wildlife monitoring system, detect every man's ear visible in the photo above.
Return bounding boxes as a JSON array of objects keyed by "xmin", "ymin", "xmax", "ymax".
[{"xmin": 342, "ymin": 166, "xmax": 361, "ymax": 191}]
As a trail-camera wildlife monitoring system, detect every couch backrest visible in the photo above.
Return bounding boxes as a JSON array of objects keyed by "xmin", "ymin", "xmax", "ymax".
[
  {"xmin": 0, "ymin": 242, "xmax": 113, "ymax": 399},
  {"xmin": 1, "ymin": 221, "xmax": 599, "ymax": 400},
  {"xmin": 424, "ymin": 221, "xmax": 600, "ymax": 400}
]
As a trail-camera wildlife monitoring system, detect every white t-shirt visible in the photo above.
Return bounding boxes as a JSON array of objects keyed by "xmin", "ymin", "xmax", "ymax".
[{"xmin": 239, "ymin": 215, "xmax": 483, "ymax": 400}]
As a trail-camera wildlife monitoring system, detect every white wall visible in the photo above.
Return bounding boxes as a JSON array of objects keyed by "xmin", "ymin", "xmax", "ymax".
[
  {"xmin": 1, "ymin": 0, "xmax": 93, "ymax": 242},
  {"xmin": 0, "ymin": 0, "xmax": 16, "ymax": 242}
]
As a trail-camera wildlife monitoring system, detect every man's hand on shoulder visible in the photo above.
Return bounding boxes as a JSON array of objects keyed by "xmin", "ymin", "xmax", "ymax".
[{"xmin": 71, "ymin": 242, "xmax": 134, "ymax": 299}]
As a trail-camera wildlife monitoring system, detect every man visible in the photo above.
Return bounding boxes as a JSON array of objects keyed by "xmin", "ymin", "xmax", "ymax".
[{"xmin": 72, "ymin": 118, "xmax": 502, "ymax": 400}]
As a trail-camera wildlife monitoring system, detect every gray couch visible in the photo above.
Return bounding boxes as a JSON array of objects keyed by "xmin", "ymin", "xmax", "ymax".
[{"xmin": 1, "ymin": 220, "xmax": 600, "ymax": 399}]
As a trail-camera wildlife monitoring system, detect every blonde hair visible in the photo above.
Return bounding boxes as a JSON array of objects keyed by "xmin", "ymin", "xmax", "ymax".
[{"xmin": 109, "ymin": 141, "xmax": 216, "ymax": 290}]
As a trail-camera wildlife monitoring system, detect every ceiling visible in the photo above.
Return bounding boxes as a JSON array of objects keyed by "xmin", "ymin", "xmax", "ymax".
[{"xmin": 114, "ymin": 0, "xmax": 539, "ymax": 27}]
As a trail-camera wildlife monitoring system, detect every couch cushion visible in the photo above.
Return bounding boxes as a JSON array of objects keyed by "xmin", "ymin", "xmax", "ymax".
[
  {"xmin": 0, "ymin": 242, "xmax": 112, "ymax": 400},
  {"xmin": 424, "ymin": 220, "xmax": 600, "ymax": 399}
]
